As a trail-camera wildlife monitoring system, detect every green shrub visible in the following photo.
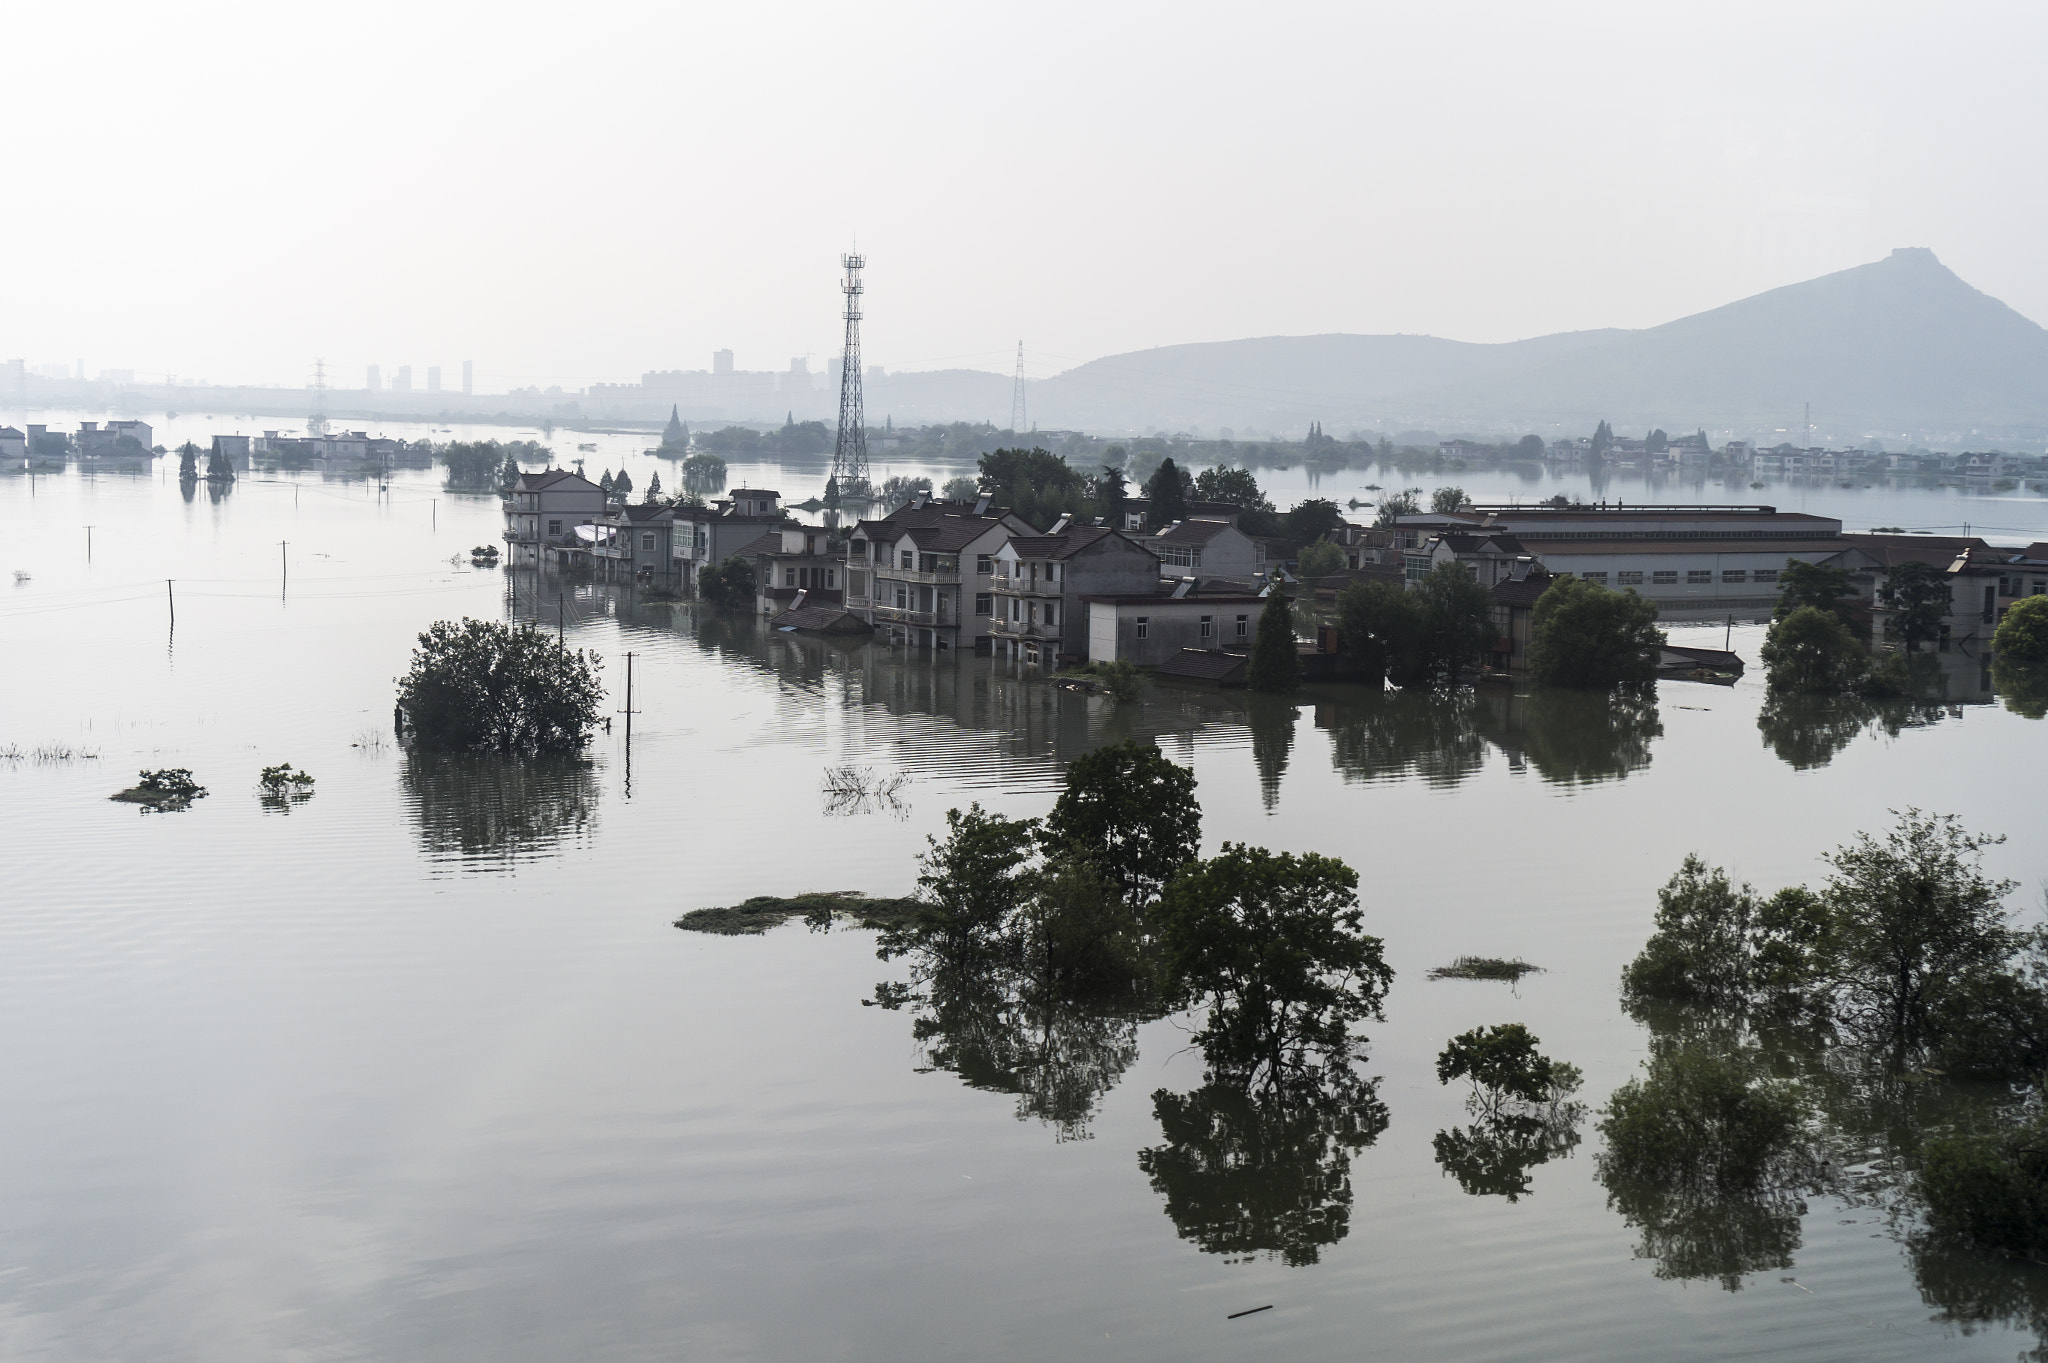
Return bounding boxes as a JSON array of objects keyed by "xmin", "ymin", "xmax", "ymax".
[
  {"xmin": 1995, "ymin": 596, "xmax": 2048, "ymax": 663},
  {"xmin": 1436, "ymin": 1023, "xmax": 1577, "ymax": 1116},
  {"xmin": 1296, "ymin": 541, "xmax": 1346, "ymax": 577},
  {"xmin": 1918, "ymin": 1117, "xmax": 2048, "ymax": 1256}
]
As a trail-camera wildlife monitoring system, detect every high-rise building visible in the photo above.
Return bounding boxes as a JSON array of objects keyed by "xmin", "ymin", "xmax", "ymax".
[
  {"xmin": 462, "ymin": 360, "xmax": 473, "ymax": 395},
  {"xmin": 427, "ymin": 366, "xmax": 442, "ymax": 393},
  {"xmin": 712, "ymin": 349, "xmax": 735, "ymax": 376},
  {"xmin": 394, "ymin": 365, "xmax": 413, "ymax": 393},
  {"xmin": 367, "ymin": 364, "xmax": 382, "ymax": 392}
]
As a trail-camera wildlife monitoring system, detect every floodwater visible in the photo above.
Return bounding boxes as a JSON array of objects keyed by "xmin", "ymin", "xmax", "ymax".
[{"xmin": 3, "ymin": 452, "xmax": 2047, "ymax": 1362}]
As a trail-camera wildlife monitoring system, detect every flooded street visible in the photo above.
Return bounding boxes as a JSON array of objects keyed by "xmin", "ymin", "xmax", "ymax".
[{"xmin": 3, "ymin": 454, "xmax": 2048, "ymax": 1361}]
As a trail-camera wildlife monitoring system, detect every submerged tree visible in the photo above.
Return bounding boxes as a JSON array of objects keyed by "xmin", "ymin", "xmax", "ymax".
[
  {"xmin": 695, "ymin": 557, "xmax": 756, "ymax": 612},
  {"xmin": 1526, "ymin": 575, "xmax": 1664, "ymax": 688},
  {"xmin": 1246, "ymin": 591, "xmax": 1302, "ymax": 693},
  {"xmin": 1880, "ymin": 561, "xmax": 1951, "ymax": 652},
  {"xmin": 1995, "ymin": 595, "xmax": 2048, "ymax": 663},
  {"xmin": 1761, "ymin": 606, "xmax": 1869, "ymax": 694},
  {"xmin": 1144, "ymin": 457, "xmax": 1190, "ymax": 529},
  {"xmin": 396, "ymin": 618, "xmax": 604, "ymax": 754},
  {"xmin": 1040, "ymin": 739, "xmax": 1200, "ymax": 914},
  {"xmin": 1158, "ymin": 845, "xmax": 1393, "ymax": 1074}
]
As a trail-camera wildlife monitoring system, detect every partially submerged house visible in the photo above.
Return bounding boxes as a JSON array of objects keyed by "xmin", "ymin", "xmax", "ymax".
[{"xmin": 990, "ymin": 521, "xmax": 1158, "ymax": 666}]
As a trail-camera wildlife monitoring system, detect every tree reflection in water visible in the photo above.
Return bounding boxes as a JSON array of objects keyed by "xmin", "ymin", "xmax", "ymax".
[
  {"xmin": 400, "ymin": 751, "xmax": 600, "ymax": 866},
  {"xmin": 1139, "ymin": 1056, "xmax": 1389, "ymax": 1266},
  {"xmin": 1994, "ymin": 660, "xmax": 2048, "ymax": 721},
  {"xmin": 1433, "ymin": 1109, "xmax": 1582, "ymax": 1202},
  {"xmin": 881, "ymin": 966, "xmax": 1144, "ymax": 1143},
  {"xmin": 1476, "ymin": 684, "xmax": 1663, "ymax": 785},
  {"xmin": 1244, "ymin": 695, "xmax": 1295, "ymax": 811},
  {"xmin": 1316, "ymin": 687, "xmax": 1488, "ymax": 788},
  {"xmin": 1755, "ymin": 692, "xmax": 1947, "ymax": 770}
]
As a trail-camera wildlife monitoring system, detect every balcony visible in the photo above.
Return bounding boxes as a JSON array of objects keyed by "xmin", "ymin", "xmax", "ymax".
[
  {"xmin": 990, "ymin": 616, "xmax": 1061, "ymax": 641},
  {"xmin": 876, "ymin": 566, "xmax": 963, "ymax": 586},
  {"xmin": 873, "ymin": 604, "xmax": 954, "ymax": 628}
]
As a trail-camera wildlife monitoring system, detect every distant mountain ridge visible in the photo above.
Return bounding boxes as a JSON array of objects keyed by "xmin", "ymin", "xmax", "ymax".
[{"xmin": 1027, "ymin": 250, "xmax": 2048, "ymax": 438}]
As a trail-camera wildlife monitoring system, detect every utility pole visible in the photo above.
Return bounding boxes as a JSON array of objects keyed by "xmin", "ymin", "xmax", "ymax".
[
  {"xmin": 623, "ymin": 652, "xmax": 635, "ymax": 743},
  {"xmin": 431, "ymin": 498, "xmax": 437, "ymax": 531},
  {"xmin": 167, "ymin": 580, "xmax": 175, "ymax": 628},
  {"xmin": 558, "ymin": 593, "xmax": 565, "ymax": 646},
  {"xmin": 280, "ymin": 540, "xmax": 288, "ymax": 599},
  {"xmin": 84, "ymin": 526, "xmax": 93, "ymax": 561}
]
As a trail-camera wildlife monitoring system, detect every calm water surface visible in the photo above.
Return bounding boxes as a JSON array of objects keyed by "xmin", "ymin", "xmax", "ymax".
[{"xmin": 2, "ymin": 458, "xmax": 2046, "ymax": 1361}]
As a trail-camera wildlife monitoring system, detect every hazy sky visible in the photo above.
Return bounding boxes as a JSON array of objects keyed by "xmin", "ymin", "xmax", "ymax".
[{"xmin": 8, "ymin": 0, "xmax": 2046, "ymax": 392}]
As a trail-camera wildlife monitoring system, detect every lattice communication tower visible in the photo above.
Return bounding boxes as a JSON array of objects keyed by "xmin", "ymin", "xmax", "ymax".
[
  {"xmin": 308, "ymin": 358, "xmax": 330, "ymax": 436},
  {"xmin": 827, "ymin": 252, "xmax": 871, "ymax": 504},
  {"xmin": 1010, "ymin": 340, "xmax": 1027, "ymax": 435}
]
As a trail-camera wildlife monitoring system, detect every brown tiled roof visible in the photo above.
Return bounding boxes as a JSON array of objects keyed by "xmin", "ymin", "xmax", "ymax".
[
  {"xmin": 773, "ymin": 605, "xmax": 871, "ymax": 635},
  {"xmin": 735, "ymin": 530, "xmax": 786, "ymax": 556},
  {"xmin": 1490, "ymin": 575, "xmax": 1554, "ymax": 608},
  {"xmin": 1006, "ymin": 526, "xmax": 1121, "ymax": 560},
  {"xmin": 1839, "ymin": 534, "xmax": 1989, "ymax": 568},
  {"xmin": 515, "ymin": 469, "xmax": 598, "ymax": 492},
  {"xmin": 904, "ymin": 517, "xmax": 1006, "ymax": 552},
  {"xmin": 1157, "ymin": 520, "xmax": 1235, "ymax": 545}
]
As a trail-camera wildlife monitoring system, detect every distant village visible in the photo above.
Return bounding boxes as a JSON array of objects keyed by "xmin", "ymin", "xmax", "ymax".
[{"xmin": 505, "ymin": 464, "xmax": 2048, "ymax": 690}]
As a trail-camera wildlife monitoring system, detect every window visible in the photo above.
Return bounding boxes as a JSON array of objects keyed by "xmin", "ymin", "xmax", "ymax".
[
  {"xmin": 1199, "ymin": 614, "xmax": 1213, "ymax": 638},
  {"xmin": 976, "ymin": 555, "xmax": 992, "ymax": 575},
  {"xmin": 975, "ymin": 593, "xmax": 992, "ymax": 616},
  {"xmin": 1583, "ymin": 571, "xmax": 1609, "ymax": 585},
  {"xmin": 1687, "ymin": 569, "xmax": 1712, "ymax": 584},
  {"xmin": 641, "ymin": 532, "xmax": 655, "ymax": 551},
  {"xmin": 1011, "ymin": 598, "xmax": 1021, "ymax": 621},
  {"xmin": 1236, "ymin": 614, "xmax": 1249, "ymax": 639},
  {"xmin": 894, "ymin": 585, "xmax": 908, "ymax": 609},
  {"xmin": 901, "ymin": 551, "xmax": 913, "ymax": 569},
  {"xmin": 1047, "ymin": 563, "xmax": 1059, "ymax": 583},
  {"xmin": 1721, "ymin": 570, "xmax": 1748, "ymax": 584},
  {"xmin": 547, "ymin": 519, "xmax": 562, "ymax": 536},
  {"xmin": 1045, "ymin": 602, "xmax": 1058, "ymax": 627},
  {"xmin": 1652, "ymin": 570, "xmax": 1677, "ymax": 585},
  {"xmin": 784, "ymin": 568, "xmax": 796, "ymax": 587},
  {"xmin": 826, "ymin": 569, "xmax": 836, "ymax": 588},
  {"xmin": 1754, "ymin": 569, "xmax": 1779, "ymax": 583},
  {"xmin": 1135, "ymin": 616, "xmax": 1149, "ymax": 639},
  {"xmin": 1617, "ymin": 571, "xmax": 1643, "ymax": 585},
  {"xmin": 2033, "ymin": 579, "xmax": 2046, "ymax": 595}
]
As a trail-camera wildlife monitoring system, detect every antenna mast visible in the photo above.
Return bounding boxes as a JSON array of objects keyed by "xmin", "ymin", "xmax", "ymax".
[
  {"xmin": 309, "ymin": 359, "xmax": 329, "ymax": 436},
  {"xmin": 826, "ymin": 251, "xmax": 871, "ymax": 507},
  {"xmin": 1010, "ymin": 340, "xmax": 1027, "ymax": 435}
]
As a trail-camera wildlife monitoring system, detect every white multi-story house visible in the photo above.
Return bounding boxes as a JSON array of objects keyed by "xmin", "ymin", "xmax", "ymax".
[
  {"xmin": 989, "ymin": 521, "xmax": 1158, "ymax": 666},
  {"xmin": 1138, "ymin": 518, "xmax": 1266, "ymax": 583},
  {"xmin": 845, "ymin": 495, "xmax": 1037, "ymax": 652},
  {"xmin": 668, "ymin": 489, "xmax": 796, "ymax": 593}
]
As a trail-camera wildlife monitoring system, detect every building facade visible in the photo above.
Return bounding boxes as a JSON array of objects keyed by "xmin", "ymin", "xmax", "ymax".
[
  {"xmin": 503, "ymin": 469, "xmax": 608, "ymax": 568},
  {"xmin": 990, "ymin": 523, "xmax": 1158, "ymax": 665},
  {"xmin": 845, "ymin": 495, "xmax": 1038, "ymax": 651}
]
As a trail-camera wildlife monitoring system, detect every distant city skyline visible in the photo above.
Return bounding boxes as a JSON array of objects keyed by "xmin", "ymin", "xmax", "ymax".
[{"xmin": 5, "ymin": 1, "xmax": 2047, "ymax": 395}]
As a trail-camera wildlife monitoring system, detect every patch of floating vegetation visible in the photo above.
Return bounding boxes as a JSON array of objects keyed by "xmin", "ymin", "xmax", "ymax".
[
  {"xmin": 1, "ymin": 742, "xmax": 101, "ymax": 764},
  {"xmin": 675, "ymin": 891, "xmax": 921, "ymax": 936},
  {"xmin": 1428, "ymin": 955, "xmax": 1543, "ymax": 982}
]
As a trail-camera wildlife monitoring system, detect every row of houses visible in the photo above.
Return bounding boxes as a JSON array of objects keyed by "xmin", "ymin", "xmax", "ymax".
[
  {"xmin": 502, "ymin": 473, "xmax": 2048, "ymax": 682},
  {"xmin": 1538, "ymin": 435, "xmax": 2046, "ymax": 480},
  {"xmin": 3, "ymin": 420, "xmax": 157, "ymax": 460}
]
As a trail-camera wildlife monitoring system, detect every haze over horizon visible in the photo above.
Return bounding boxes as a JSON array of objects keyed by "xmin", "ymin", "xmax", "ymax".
[{"xmin": 7, "ymin": 1, "xmax": 2048, "ymax": 394}]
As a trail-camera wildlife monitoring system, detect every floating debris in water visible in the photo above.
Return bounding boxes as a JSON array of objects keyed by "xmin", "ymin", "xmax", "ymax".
[{"xmin": 1428, "ymin": 956, "xmax": 1543, "ymax": 982}]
